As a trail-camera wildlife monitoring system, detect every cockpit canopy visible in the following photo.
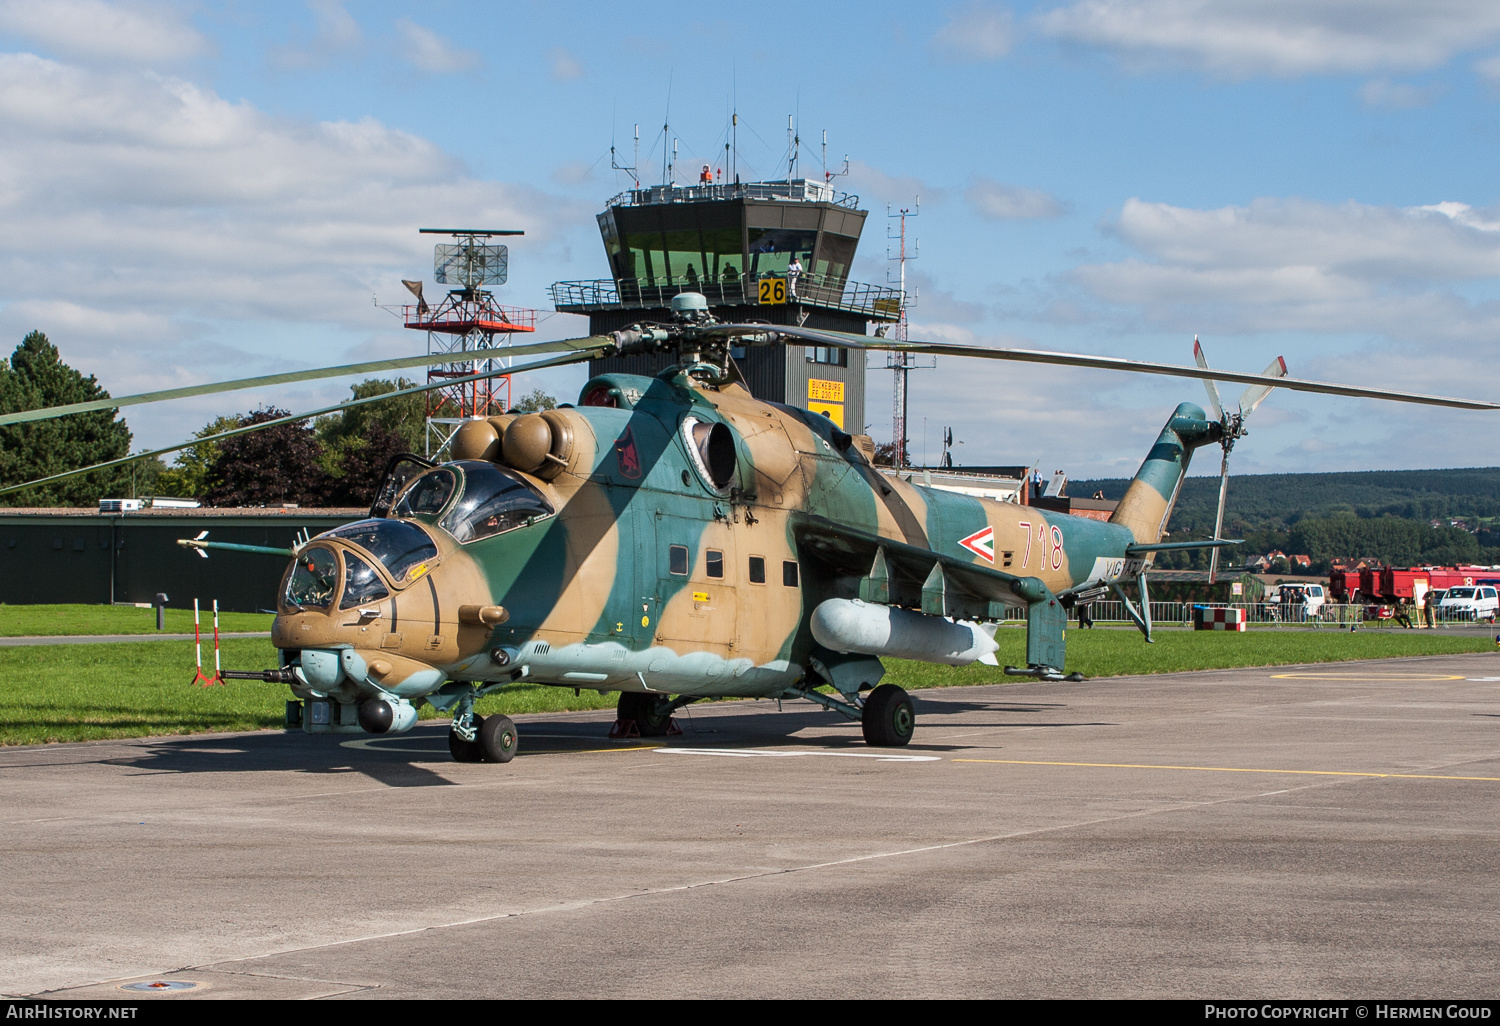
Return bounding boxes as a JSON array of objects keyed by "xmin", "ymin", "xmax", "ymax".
[{"xmin": 390, "ymin": 460, "xmax": 554, "ymax": 543}]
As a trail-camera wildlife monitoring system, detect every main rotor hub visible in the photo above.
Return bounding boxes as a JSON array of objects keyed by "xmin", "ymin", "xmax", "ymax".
[{"xmin": 670, "ymin": 291, "xmax": 710, "ymax": 322}]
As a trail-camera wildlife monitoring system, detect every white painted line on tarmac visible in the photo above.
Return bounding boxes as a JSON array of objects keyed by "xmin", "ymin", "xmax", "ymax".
[{"xmin": 658, "ymin": 747, "xmax": 940, "ymax": 762}]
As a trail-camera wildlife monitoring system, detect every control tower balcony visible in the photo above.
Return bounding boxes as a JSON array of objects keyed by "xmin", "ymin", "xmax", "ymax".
[{"xmin": 550, "ymin": 272, "xmax": 902, "ymax": 322}]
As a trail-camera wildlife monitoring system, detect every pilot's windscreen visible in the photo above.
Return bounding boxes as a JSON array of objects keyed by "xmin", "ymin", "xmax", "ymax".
[
  {"xmin": 340, "ymin": 551, "xmax": 391, "ymax": 609},
  {"xmin": 441, "ymin": 460, "xmax": 554, "ymax": 543},
  {"xmin": 285, "ymin": 547, "xmax": 340, "ymax": 610},
  {"xmin": 327, "ymin": 519, "xmax": 439, "ymax": 582},
  {"xmin": 394, "ymin": 468, "xmax": 457, "ymax": 517}
]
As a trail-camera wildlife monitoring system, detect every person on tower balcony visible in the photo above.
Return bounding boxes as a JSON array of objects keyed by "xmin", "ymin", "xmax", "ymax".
[{"xmin": 787, "ymin": 255, "xmax": 803, "ymax": 299}]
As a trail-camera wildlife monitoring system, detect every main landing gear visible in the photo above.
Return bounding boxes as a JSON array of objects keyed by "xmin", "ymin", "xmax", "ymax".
[
  {"xmin": 794, "ymin": 682, "xmax": 916, "ymax": 747},
  {"xmin": 611, "ymin": 692, "xmax": 687, "ymax": 738},
  {"xmin": 861, "ymin": 683, "xmax": 915, "ymax": 747},
  {"xmin": 448, "ymin": 713, "xmax": 518, "ymax": 763}
]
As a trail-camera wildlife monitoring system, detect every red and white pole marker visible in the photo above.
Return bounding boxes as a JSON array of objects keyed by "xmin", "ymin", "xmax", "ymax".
[
  {"xmin": 209, "ymin": 599, "xmax": 224, "ymax": 685},
  {"xmin": 191, "ymin": 597, "xmax": 225, "ymax": 686}
]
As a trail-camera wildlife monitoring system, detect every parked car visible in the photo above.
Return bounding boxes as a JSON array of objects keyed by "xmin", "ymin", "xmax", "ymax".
[{"xmin": 1438, "ymin": 586, "xmax": 1499, "ymax": 622}]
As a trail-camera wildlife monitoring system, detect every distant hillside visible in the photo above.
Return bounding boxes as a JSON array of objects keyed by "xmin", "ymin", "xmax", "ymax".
[
  {"xmin": 1068, "ymin": 467, "xmax": 1500, "ymax": 536},
  {"xmin": 1062, "ymin": 467, "xmax": 1500, "ymax": 572}
]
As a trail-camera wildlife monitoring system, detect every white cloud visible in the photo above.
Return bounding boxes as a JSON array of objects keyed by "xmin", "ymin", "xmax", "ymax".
[
  {"xmin": 966, "ymin": 177, "xmax": 1065, "ymax": 220},
  {"xmin": 1476, "ymin": 53, "xmax": 1500, "ymax": 84},
  {"xmin": 844, "ymin": 160, "xmax": 940, "ymax": 207},
  {"xmin": 396, "ymin": 18, "xmax": 480, "ymax": 73},
  {"xmin": 548, "ymin": 46, "xmax": 583, "ymax": 82},
  {"xmin": 0, "ymin": 0, "xmax": 207, "ymax": 63},
  {"xmin": 1068, "ymin": 196, "xmax": 1500, "ymax": 340},
  {"xmin": 1034, "ymin": 0, "xmax": 1500, "ymax": 77},
  {"xmin": 1359, "ymin": 78, "xmax": 1442, "ymax": 109},
  {"xmin": 270, "ymin": 0, "xmax": 362, "ymax": 70},
  {"xmin": 0, "ymin": 53, "xmax": 580, "ymax": 445},
  {"xmin": 930, "ymin": 2, "xmax": 1014, "ymax": 62}
]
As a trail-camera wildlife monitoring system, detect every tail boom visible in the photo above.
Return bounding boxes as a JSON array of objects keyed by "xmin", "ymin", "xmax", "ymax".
[{"xmin": 1109, "ymin": 403, "xmax": 1222, "ymax": 546}]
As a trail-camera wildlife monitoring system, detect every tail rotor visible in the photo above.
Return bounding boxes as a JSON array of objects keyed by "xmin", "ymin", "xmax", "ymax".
[{"xmin": 1193, "ymin": 337, "xmax": 1287, "ymax": 582}]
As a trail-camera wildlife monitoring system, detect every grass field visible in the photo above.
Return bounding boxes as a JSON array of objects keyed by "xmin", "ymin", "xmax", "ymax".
[
  {"xmin": 0, "ymin": 604, "xmax": 274, "ymax": 636},
  {"xmin": 0, "ymin": 623, "xmax": 1492, "ymax": 746}
]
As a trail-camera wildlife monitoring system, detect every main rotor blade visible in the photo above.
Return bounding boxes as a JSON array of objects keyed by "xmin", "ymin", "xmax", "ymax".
[
  {"xmin": 1238, "ymin": 355, "xmax": 1287, "ymax": 417},
  {"xmin": 1192, "ymin": 336, "xmax": 1224, "ymax": 422},
  {"xmin": 729, "ymin": 325, "xmax": 1500, "ymax": 412},
  {"xmin": 0, "ymin": 346, "xmax": 607, "ymax": 498},
  {"xmin": 0, "ymin": 335, "xmax": 612, "ymax": 427}
]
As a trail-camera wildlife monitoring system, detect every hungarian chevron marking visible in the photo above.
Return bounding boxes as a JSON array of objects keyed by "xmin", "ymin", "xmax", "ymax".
[{"xmin": 958, "ymin": 526, "xmax": 996, "ymax": 564}]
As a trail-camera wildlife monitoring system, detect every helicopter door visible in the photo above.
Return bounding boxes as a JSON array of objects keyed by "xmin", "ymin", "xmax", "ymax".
[{"xmin": 651, "ymin": 515, "xmax": 739, "ymax": 661}]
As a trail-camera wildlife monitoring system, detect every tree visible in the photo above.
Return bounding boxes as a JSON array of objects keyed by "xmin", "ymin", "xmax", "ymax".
[
  {"xmin": 315, "ymin": 378, "xmax": 427, "ymax": 507},
  {"xmin": 871, "ymin": 441, "xmax": 910, "ymax": 468},
  {"xmin": 203, "ymin": 408, "xmax": 328, "ymax": 507},
  {"xmin": 0, "ymin": 331, "xmax": 135, "ymax": 507},
  {"xmin": 512, "ymin": 388, "xmax": 557, "ymax": 413},
  {"xmin": 155, "ymin": 415, "xmax": 239, "ymax": 499}
]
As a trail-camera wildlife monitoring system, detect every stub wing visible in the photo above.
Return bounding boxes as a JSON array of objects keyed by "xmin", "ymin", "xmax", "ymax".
[{"xmin": 794, "ymin": 516, "xmax": 1031, "ymax": 618}]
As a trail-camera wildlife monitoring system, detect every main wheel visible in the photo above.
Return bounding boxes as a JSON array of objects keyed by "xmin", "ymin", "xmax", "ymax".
[
  {"xmin": 449, "ymin": 714, "xmax": 484, "ymax": 763},
  {"xmin": 479, "ymin": 714, "xmax": 518, "ymax": 763},
  {"xmin": 617, "ymin": 691, "xmax": 673, "ymax": 737},
  {"xmin": 862, "ymin": 684, "xmax": 915, "ymax": 747}
]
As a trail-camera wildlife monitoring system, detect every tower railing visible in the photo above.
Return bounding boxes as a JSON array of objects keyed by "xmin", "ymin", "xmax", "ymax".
[
  {"xmin": 604, "ymin": 179, "xmax": 860, "ymax": 209},
  {"xmin": 550, "ymin": 272, "xmax": 903, "ymax": 321}
]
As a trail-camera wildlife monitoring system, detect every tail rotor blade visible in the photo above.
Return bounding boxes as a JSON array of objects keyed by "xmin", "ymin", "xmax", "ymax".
[
  {"xmin": 1208, "ymin": 448, "xmax": 1232, "ymax": 583},
  {"xmin": 1192, "ymin": 336, "xmax": 1225, "ymax": 422},
  {"xmin": 1238, "ymin": 355, "xmax": 1287, "ymax": 416}
]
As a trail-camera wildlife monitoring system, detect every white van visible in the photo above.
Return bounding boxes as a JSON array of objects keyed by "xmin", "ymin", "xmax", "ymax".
[
  {"xmin": 1438, "ymin": 586, "xmax": 1499, "ymax": 621},
  {"xmin": 1278, "ymin": 583, "xmax": 1326, "ymax": 619}
]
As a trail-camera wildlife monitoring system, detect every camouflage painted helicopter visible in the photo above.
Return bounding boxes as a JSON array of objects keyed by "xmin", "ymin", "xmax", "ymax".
[{"xmin": 4, "ymin": 293, "xmax": 1495, "ymax": 763}]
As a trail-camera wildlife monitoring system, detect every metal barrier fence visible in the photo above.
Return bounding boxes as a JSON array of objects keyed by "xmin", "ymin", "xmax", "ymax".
[{"xmin": 1069, "ymin": 602, "xmax": 1470, "ymax": 628}]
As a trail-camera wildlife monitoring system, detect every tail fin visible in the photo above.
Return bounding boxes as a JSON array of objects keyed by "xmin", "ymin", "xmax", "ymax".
[{"xmin": 1109, "ymin": 403, "xmax": 1222, "ymax": 545}]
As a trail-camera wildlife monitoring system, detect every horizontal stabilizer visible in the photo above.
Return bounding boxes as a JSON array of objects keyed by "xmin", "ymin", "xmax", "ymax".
[{"xmin": 1125, "ymin": 539, "xmax": 1244, "ymax": 555}]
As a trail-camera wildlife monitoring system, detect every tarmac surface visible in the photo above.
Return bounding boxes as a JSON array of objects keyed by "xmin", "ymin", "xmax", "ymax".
[{"xmin": 4, "ymin": 652, "xmax": 1500, "ymax": 999}]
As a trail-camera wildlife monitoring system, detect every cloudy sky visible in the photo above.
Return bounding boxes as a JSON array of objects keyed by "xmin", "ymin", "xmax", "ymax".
[{"xmin": 3, "ymin": 0, "xmax": 1500, "ymax": 479}]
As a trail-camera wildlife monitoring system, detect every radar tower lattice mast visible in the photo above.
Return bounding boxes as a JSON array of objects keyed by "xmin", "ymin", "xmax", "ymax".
[{"xmin": 404, "ymin": 229, "xmax": 536, "ymax": 457}]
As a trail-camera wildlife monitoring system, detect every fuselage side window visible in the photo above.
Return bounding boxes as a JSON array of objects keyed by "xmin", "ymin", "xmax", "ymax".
[
  {"xmin": 706, "ymin": 549, "xmax": 724, "ymax": 579},
  {"xmin": 782, "ymin": 560, "xmax": 799, "ymax": 587},
  {"xmin": 340, "ymin": 552, "xmax": 391, "ymax": 609},
  {"xmin": 748, "ymin": 555, "xmax": 766, "ymax": 584},
  {"xmin": 669, "ymin": 545, "xmax": 689, "ymax": 576}
]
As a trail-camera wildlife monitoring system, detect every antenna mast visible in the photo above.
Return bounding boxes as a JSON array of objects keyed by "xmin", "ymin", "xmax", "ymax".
[{"xmin": 886, "ymin": 199, "xmax": 927, "ymax": 468}]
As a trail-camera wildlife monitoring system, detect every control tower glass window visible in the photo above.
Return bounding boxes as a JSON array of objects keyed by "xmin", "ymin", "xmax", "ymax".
[
  {"xmin": 622, "ymin": 232, "xmax": 663, "ymax": 281},
  {"xmin": 813, "ymin": 234, "xmax": 856, "ymax": 283},
  {"xmin": 748, "ymin": 228, "xmax": 817, "ymax": 279},
  {"xmin": 664, "ymin": 229, "xmax": 705, "ymax": 284},
  {"xmin": 701, "ymin": 227, "xmax": 741, "ymax": 282}
]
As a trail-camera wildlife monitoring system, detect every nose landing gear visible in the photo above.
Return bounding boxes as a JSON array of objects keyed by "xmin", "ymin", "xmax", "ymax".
[{"xmin": 448, "ymin": 694, "xmax": 520, "ymax": 764}]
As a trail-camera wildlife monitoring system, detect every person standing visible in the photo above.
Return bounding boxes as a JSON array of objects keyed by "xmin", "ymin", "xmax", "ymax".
[
  {"xmin": 1424, "ymin": 589, "xmax": 1436, "ymax": 629},
  {"xmin": 787, "ymin": 254, "xmax": 803, "ymax": 299}
]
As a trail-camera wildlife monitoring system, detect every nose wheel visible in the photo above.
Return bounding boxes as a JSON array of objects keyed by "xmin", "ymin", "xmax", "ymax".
[{"xmin": 448, "ymin": 712, "xmax": 519, "ymax": 763}]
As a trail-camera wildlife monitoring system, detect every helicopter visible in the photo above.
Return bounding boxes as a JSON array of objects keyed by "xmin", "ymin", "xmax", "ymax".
[{"xmin": 4, "ymin": 291, "xmax": 1495, "ymax": 764}]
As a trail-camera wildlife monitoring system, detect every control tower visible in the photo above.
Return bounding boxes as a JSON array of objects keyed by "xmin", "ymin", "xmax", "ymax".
[{"xmin": 550, "ymin": 178, "xmax": 902, "ymax": 432}]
